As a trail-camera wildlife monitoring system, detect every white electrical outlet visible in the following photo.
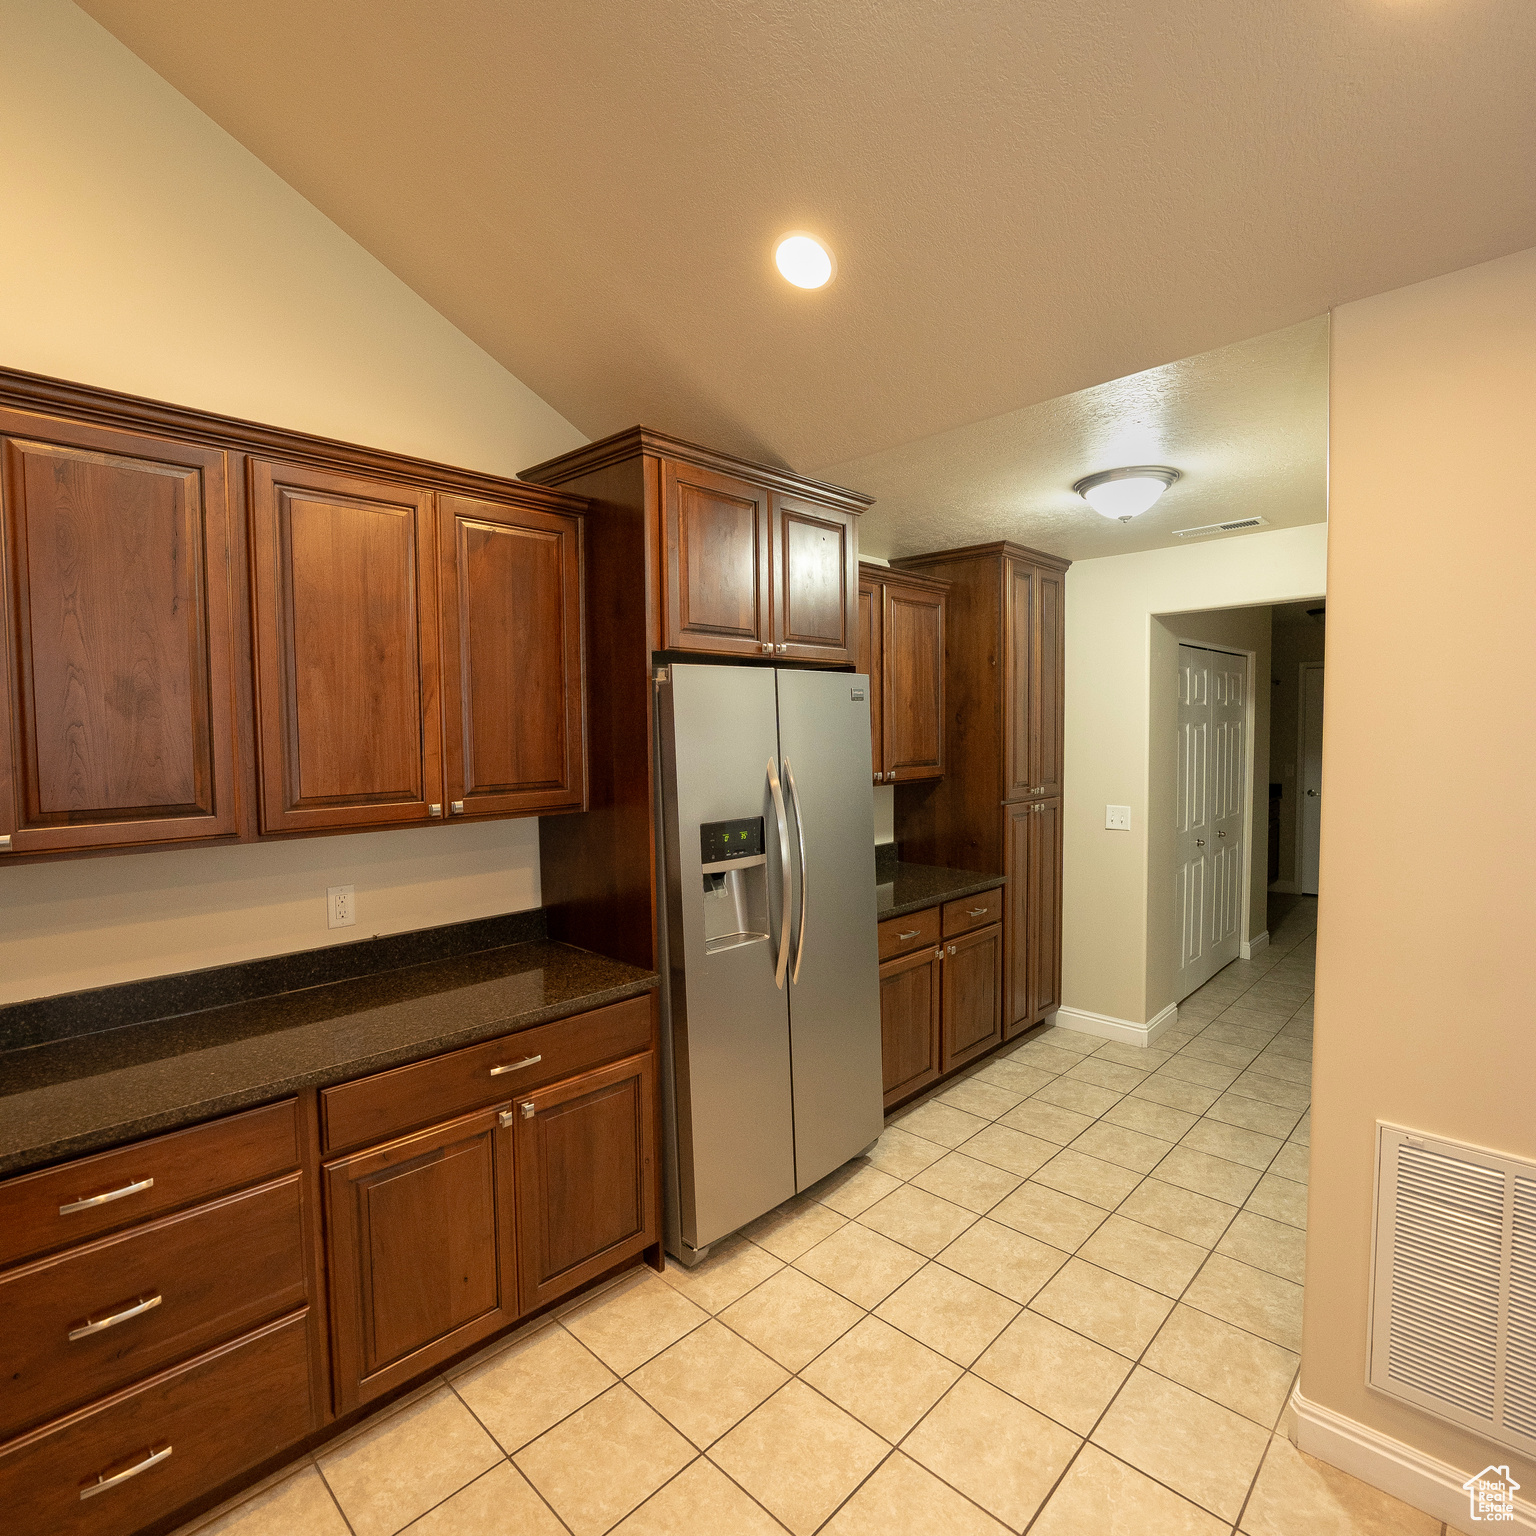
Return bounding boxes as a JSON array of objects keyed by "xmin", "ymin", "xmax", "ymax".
[
  {"xmin": 1105, "ymin": 805, "xmax": 1132, "ymax": 831},
  {"xmin": 327, "ymin": 884, "xmax": 356, "ymax": 929}
]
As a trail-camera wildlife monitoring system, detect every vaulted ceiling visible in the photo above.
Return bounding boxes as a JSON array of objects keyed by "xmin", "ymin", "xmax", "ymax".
[{"xmin": 77, "ymin": 0, "xmax": 1536, "ymax": 547}]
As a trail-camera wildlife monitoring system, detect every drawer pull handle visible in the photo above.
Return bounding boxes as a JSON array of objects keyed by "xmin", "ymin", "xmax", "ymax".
[
  {"xmin": 69, "ymin": 1293, "xmax": 162, "ymax": 1341},
  {"xmin": 966, "ymin": 907, "xmax": 989, "ymax": 917},
  {"xmin": 59, "ymin": 1177, "xmax": 154, "ymax": 1216},
  {"xmin": 489, "ymin": 1055, "xmax": 542, "ymax": 1077},
  {"xmin": 897, "ymin": 930, "xmax": 921, "ymax": 941},
  {"xmin": 521, "ymin": 1101, "xmax": 536, "ymax": 1119},
  {"xmin": 80, "ymin": 1443, "xmax": 172, "ymax": 1500}
]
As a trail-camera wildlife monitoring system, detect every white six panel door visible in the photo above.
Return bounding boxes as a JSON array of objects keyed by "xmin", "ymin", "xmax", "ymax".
[{"xmin": 1175, "ymin": 643, "xmax": 1248, "ymax": 1000}]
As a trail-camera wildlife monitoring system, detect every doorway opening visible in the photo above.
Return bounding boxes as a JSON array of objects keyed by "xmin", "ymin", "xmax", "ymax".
[{"xmin": 1269, "ymin": 602, "xmax": 1327, "ymax": 898}]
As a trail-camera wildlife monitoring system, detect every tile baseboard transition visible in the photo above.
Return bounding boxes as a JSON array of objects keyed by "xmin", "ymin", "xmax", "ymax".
[
  {"xmin": 1241, "ymin": 930, "xmax": 1270, "ymax": 960},
  {"xmin": 1054, "ymin": 1001, "xmax": 1177, "ymax": 1048},
  {"xmin": 1291, "ymin": 1385, "xmax": 1536, "ymax": 1532}
]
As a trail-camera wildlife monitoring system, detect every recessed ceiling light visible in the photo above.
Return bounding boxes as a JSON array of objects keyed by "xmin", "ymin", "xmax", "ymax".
[
  {"xmin": 1072, "ymin": 465, "xmax": 1181, "ymax": 522},
  {"xmin": 775, "ymin": 233, "xmax": 835, "ymax": 289}
]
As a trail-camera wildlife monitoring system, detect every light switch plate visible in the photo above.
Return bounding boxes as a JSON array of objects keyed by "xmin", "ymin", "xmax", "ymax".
[
  {"xmin": 1105, "ymin": 805, "xmax": 1132, "ymax": 831},
  {"xmin": 327, "ymin": 884, "xmax": 356, "ymax": 929}
]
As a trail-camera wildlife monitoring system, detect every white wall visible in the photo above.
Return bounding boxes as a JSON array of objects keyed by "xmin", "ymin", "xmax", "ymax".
[
  {"xmin": 0, "ymin": 0, "xmax": 585, "ymax": 1003},
  {"xmin": 1303, "ymin": 244, "xmax": 1536, "ymax": 1501},
  {"xmin": 1062, "ymin": 525, "xmax": 1326, "ymax": 1026}
]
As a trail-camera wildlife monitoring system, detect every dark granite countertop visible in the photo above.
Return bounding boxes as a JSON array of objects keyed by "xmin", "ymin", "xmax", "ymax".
[
  {"xmin": 0, "ymin": 940, "xmax": 657, "ymax": 1178},
  {"xmin": 875, "ymin": 845, "xmax": 1005, "ymax": 920}
]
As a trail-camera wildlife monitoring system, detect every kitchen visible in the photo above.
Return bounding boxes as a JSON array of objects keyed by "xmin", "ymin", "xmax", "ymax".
[{"xmin": 0, "ymin": 372, "xmax": 1064, "ymax": 1534}]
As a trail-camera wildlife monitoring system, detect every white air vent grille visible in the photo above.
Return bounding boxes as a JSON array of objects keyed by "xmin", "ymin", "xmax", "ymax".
[
  {"xmin": 1370, "ymin": 1125, "xmax": 1536, "ymax": 1458},
  {"xmin": 1174, "ymin": 517, "xmax": 1267, "ymax": 537}
]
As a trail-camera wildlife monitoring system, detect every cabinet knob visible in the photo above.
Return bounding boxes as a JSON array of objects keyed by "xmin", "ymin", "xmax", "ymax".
[
  {"xmin": 776, "ymin": 643, "xmax": 788, "ymax": 654},
  {"xmin": 450, "ymin": 801, "xmax": 465, "ymax": 815},
  {"xmin": 0, "ymin": 834, "xmax": 10, "ymax": 851},
  {"xmin": 428, "ymin": 804, "xmax": 442, "ymax": 817},
  {"xmin": 934, "ymin": 947, "xmax": 944, "ymax": 959},
  {"xmin": 761, "ymin": 642, "xmax": 774, "ymax": 654},
  {"xmin": 520, "ymin": 1101, "xmax": 536, "ymax": 1119},
  {"xmin": 948, "ymin": 944, "xmax": 957, "ymax": 956}
]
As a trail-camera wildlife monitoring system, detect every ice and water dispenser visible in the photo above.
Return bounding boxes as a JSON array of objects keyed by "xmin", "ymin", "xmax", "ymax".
[{"xmin": 699, "ymin": 817, "xmax": 771, "ymax": 954}]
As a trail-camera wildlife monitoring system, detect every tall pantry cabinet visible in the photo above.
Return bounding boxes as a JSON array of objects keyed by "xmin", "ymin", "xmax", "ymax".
[{"xmin": 889, "ymin": 542, "xmax": 1068, "ymax": 1039}]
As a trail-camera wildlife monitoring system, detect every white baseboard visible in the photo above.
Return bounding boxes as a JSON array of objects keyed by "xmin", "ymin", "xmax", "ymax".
[
  {"xmin": 1055, "ymin": 1001, "xmax": 1178, "ymax": 1048},
  {"xmin": 1241, "ymin": 930, "xmax": 1270, "ymax": 960},
  {"xmin": 1291, "ymin": 1386, "xmax": 1536, "ymax": 1532}
]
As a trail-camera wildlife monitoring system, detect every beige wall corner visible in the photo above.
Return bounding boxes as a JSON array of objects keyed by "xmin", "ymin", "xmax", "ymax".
[
  {"xmin": 1305, "ymin": 242, "xmax": 1536, "ymax": 1492},
  {"xmin": 1062, "ymin": 524, "xmax": 1326, "ymax": 1025},
  {"xmin": 0, "ymin": 0, "xmax": 585, "ymax": 1001}
]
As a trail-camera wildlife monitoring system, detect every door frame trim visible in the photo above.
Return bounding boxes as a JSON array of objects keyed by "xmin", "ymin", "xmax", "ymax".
[{"xmin": 1296, "ymin": 660, "xmax": 1325, "ymax": 896}]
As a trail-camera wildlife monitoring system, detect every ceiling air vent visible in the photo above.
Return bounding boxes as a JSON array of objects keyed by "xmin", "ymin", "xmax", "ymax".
[
  {"xmin": 1174, "ymin": 517, "xmax": 1268, "ymax": 538},
  {"xmin": 1369, "ymin": 1124, "xmax": 1536, "ymax": 1458}
]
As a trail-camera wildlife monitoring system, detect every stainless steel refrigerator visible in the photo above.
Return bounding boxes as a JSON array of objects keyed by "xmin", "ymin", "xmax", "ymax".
[{"xmin": 654, "ymin": 661, "xmax": 883, "ymax": 1265}]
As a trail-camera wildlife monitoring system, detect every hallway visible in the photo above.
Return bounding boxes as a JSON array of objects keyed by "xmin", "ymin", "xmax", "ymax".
[{"xmin": 178, "ymin": 897, "xmax": 1456, "ymax": 1536}]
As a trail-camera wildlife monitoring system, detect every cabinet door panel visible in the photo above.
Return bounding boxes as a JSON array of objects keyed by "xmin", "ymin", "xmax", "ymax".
[
  {"xmin": 1003, "ymin": 803, "xmax": 1033, "ymax": 1038},
  {"xmin": 857, "ymin": 576, "xmax": 883, "ymax": 780},
  {"xmin": 772, "ymin": 495, "xmax": 856, "ymax": 663},
  {"xmin": 0, "ymin": 414, "xmax": 236, "ymax": 853},
  {"xmin": 1003, "ymin": 560, "xmax": 1036, "ymax": 800},
  {"xmin": 439, "ymin": 495, "xmax": 584, "ymax": 818},
  {"xmin": 324, "ymin": 1106, "xmax": 515, "ymax": 1412},
  {"xmin": 879, "ymin": 945, "xmax": 942, "ymax": 1107},
  {"xmin": 661, "ymin": 460, "xmax": 770, "ymax": 655},
  {"xmin": 515, "ymin": 1053, "xmax": 657, "ymax": 1313},
  {"xmin": 1029, "ymin": 798, "xmax": 1064, "ymax": 1020},
  {"xmin": 250, "ymin": 459, "xmax": 440, "ymax": 833},
  {"xmin": 1032, "ymin": 568, "xmax": 1065, "ymax": 799},
  {"xmin": 883, "ymin": 584, "xmax": 944, "ymax": 780},
  {"xmin": 941, "ymin": 923, "xmax": 1003, "ymax": 1072}
]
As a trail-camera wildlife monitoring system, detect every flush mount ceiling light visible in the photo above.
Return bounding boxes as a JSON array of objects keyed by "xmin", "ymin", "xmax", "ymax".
[
  {"xmin": 1073, "ymin": 465, "xmax": 1181, "ymax": 522},
  {"xmin": 774, "ymin": 232, "xmax": 835, "ymax": 289}
]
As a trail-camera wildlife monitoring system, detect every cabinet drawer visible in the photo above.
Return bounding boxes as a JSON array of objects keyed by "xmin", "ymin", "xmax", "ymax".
[
  {"xmin": 942, "ymin": 889, "xmax": 1003, "ymax": 938},
  {"xmin": 0, "ymin": 1310, "xmax": 312, "ymax": 1536},
  {"xmin": 0, "ymin": 1176, "xmax": 307, "ymax": 1438},
  {"xmin": 877, "ymin": 906, "xmax": 940, "ymax": 961},
  {"xmin": 0, "ymin": 1102, "xmax": 300, "ymax": 1269},
  {"xmin": 321, "ymin": 995, "xmax": 654, "ymax": 1153}
]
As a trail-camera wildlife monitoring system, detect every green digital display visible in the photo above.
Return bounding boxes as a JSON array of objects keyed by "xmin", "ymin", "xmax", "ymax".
[{"xmin": 700, "ymin": 817, "xmax": 764, "ymax": 864}]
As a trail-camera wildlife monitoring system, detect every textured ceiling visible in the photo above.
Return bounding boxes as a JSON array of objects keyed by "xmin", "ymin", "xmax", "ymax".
[
  {"xmin": 841, "ymin": 317, "xmax": 1329, "ymax": 562},
  {"xmin": 75, "ymin": 0, "xmax": 1536, "ymax": 481}
]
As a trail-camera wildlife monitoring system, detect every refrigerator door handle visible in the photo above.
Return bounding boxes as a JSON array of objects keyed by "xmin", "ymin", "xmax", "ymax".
[
  {"xmin": 767, "ymin": 757, "xmax": 792, "ymax": 990},
  {"xmin": 784, "ymin": 756, "xmax": 808, "ymax": 984}
]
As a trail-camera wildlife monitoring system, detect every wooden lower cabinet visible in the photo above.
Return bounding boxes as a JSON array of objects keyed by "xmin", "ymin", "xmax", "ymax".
[
  {"xmin": 0, "ymin": 995, "xmax": 662, "ymax": 1535},
  {"xmin": 0, "ymin": 1311, "xmax": 312, "ymax": 1536},
  {"xmin": 878, "ymin": 944, "xmax": 943, "ymax": 1107},
  {"xmin": 323, "ymin": 1104, "xmax": 519, "ymax": 1413},
  {"xmin": 513, "ymin": 1052, "xmax": 657, "ymax": 1312},
  {"xmin": 877, "ymin": 902, "xmax": 1003, "ymax": 1108},
  {"xmin": 1005, "ymin": 798, "xmax": 1064, "ymax": 1038},
  {"xmin": 941, "ymin": 924, "xmax": 1003, "ymax": 1072}
]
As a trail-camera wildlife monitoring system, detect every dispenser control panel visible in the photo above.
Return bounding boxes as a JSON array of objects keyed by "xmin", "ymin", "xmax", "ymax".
[{"xmin": 700, "ymin": 817, "xmax": 764, "ymax": 865}]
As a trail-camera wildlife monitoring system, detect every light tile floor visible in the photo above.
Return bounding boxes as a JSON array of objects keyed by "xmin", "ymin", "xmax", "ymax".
[{"xmin": 177, "ymin": 896, "xmax": 1457, "ymax": 1536}]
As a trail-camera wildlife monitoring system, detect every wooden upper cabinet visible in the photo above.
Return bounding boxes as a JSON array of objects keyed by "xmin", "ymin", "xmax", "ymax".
[
  {"xmin": 857, "ymin": 573, "xmax": 883, "ymax": 782},
  {"xmin": 771, "ymin": 493, "xmax": 856, "ymax": 664},
  {"xmin": 1003, "ymin": 556, "xmax": 1065, "ymax": 800},
  {"xmin": 1004, "ymin": 558, "xmax": 1037, "ymax": 800},
  {"xmin": 660, "ymin": 458, "xmax": 771, "ymax": 656},
  {"xmin": 882, "ymin": 579, "xmax": 945, "ymax": 781},
  {"xmin": 249, "ymin": 459, "xmax": 441, "ymax": 833},
  {"xmin": 438, "ymin": 495, "xmax": 585, "ymax": 819},
  {"xmin": 0, "ymin": 411, "xmax": 239, "ymax": 854},
  {"xmin": 1032, "ymin": 566, "xmax": 1065, "ymax": 800}
]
